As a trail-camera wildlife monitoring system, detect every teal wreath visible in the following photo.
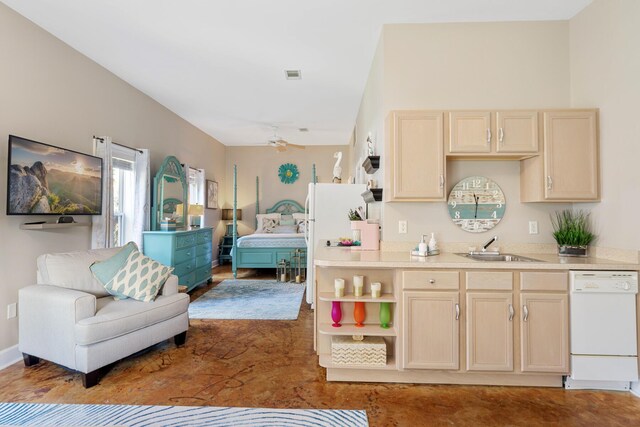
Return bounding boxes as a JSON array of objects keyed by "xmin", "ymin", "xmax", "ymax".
[{"xmin": 278, "ymin": 163, "xmax": 299, "ymax": 184}]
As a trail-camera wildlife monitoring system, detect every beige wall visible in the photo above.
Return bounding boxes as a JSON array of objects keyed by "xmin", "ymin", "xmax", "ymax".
[
  {"xmin": 224, "ymin": 146, "xmax": 348, "ymax": 235},
  {"xmin": 356, "ymin": 21, "xmax": 574, "ymax": 244},
  {"xmin": 570, "ymin": 0, "xmax": 640, "ymax": 252},
  {"xmin": 0, "ymin": 4, "xmax": 226, "ymax": 353}
]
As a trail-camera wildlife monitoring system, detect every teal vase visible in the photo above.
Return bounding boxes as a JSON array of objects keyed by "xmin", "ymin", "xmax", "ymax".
[{"xmin": 379, "ymin": 302, "xmax": 391, "ymax": 329}]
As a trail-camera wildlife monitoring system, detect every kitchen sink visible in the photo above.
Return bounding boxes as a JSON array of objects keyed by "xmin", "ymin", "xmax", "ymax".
[{"xmin": 456, "ymin": 253, "xmax": 545, "ymax": 262}]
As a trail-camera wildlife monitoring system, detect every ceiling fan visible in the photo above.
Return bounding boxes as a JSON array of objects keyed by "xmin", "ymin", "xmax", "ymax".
[{"xmin": 266, "ymin": 127, "xmax": 305, "ymax": 152}]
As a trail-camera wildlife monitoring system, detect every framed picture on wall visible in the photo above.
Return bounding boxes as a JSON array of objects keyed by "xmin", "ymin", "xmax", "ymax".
[{"xmin": 206, "ymin": 180, "xmax": 218, "ymax": 209}]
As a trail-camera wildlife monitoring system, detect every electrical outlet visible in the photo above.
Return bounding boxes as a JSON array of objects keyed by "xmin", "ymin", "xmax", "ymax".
[
  {"xmin": 7, "ymin": 303, "xmax": 16, "ymax": 319},
  {"xmin": 529, "ymin": 221, "xmax": 539, "ymax": 235},
  {"xmin": 398, "ymin": 220, "xmax": 407, "ymax": 234}
]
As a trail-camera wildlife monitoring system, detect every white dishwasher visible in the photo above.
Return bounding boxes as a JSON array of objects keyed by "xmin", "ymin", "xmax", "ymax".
[{"xmin": 565, "ymin": 271, "xmax": 639, "ymax": 391}]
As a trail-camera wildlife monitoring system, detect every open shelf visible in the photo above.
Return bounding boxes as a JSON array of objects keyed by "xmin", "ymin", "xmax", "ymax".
[
  {"xmin": 319, "ymin": 323, "xmax": 397, "ymax": 337},
  {"xmin": 362, "ymin": 156, "xmax": 380, "ymax": 174},
  {"xmin": 318, "ymin": 292, "xmax": 396, "ymax": 303},
  {"xmin": 20, "ymin": 222, "xmax": 90, "ymax": 230},
  {"xmin": 319, "ymin": 354, "xmax": 397, "ymax": 370}
]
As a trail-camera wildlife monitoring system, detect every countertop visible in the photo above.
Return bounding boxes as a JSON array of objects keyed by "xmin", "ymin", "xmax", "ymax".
[{"xmin": 313, "ymin": 246, "xmax": 640, "ymax": 271}]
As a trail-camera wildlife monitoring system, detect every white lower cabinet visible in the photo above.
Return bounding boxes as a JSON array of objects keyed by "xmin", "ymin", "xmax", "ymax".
[
  {"xmin": 466, "ymin": 292, "xmax": 514, "ymax": 372},
  {"xmin": 401, "ymin": 270, "xmax": 569, "ymax": 379},
  {"xmin": 402, "ymin": 291, "xmax": 460, "ymax": 370},
  {"xmin": 316, "ymin": 267, "xmax": 569, "ymax": 387},
  {"xmin": 520, "ymin": 292, "xmax": 569, "ymax": 373}
]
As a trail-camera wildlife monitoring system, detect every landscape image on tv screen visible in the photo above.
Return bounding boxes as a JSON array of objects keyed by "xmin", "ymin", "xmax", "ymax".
[{"xmin": 7, "ymin": 135, "xmax": 103, "ymax": 215}]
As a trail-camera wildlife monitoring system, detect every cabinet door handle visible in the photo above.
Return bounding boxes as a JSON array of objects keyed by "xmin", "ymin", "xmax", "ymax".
[
  {"xmin": 523, "ymin": 305, "xmax": 529, "ymax": 322},
  {"xmin": 439, "ymin": 174, "xmax": 444, "ymax": 189},
  {"xmin": 508, "ymin": 303, "xmax": 514, "ymax": 321},
  {"xmin": 486, "ymin": 128, "xmax": 492, "ymax": 144},
  {"xmin": 499, "ymin": 127, "xmax": 504, "ymax": 144},
  {"xmin": 546, "ymin": 176, "xmax": 553, "ymax": 190},
  {"xmin": 429, "ymin": 279, "xmax": 435, "ymax": 284},
  {"xmin": 455, "ymin": 303, "xmax": 460, "ymax": 320}
]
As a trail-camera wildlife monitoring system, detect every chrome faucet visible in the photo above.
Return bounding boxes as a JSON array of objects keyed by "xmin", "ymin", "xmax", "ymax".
[{"xmin": 481, "ymin": 235, "xmax": 499, "ymax": 252}]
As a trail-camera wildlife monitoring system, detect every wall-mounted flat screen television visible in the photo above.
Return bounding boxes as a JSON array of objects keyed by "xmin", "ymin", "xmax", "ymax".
[{"xmin": 7, "ymin": 135, "xmax": 103, "ymax": 215}]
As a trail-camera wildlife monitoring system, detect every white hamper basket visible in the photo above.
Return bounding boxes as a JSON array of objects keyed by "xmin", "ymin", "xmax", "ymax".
[{"xmin": 331, "ymin": 336, "xmax": 386, "ymax": 366}]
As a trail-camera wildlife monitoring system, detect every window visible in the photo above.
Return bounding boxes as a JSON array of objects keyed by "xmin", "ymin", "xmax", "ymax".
[
  {"xmin": 188, "ymin": 167, "xmax": 204, "ymax": 205},
  {"xmin": 188, "ymin": 167, "xmax": 205, "ymax": 227},
  {"xmin": 92, "ymin": 137, "xmax": 149, "ymax": 250},
  {"xmin": 111, "ymin": 145, "xmax": 137, "ymax": 247}
]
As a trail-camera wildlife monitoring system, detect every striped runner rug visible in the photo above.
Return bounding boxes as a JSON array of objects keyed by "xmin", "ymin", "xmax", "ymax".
[{"xmin": 0, "ymin": 402, "xmax": 368, "ymax": 426}]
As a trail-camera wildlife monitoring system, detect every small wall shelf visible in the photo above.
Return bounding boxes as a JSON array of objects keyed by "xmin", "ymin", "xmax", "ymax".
[
  {"xmin": 318, "ymin": 292, "xmax": 396, "ymax": 303},
  {"xmin": 20, "ymin": 222, "xmax": 90, "ymax": 230},
  {"xmin": 362, "ymin": 156, "xmax": 380, "ymax": 174},
  {"xmin": 319, "ymin": 323, "xmax": 397, "ymax": 337}
]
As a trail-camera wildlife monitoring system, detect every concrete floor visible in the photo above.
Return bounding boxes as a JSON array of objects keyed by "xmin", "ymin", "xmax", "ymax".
[{"xmin": 1, "ymin": 266, "xmax": 640, "ymax": 426}]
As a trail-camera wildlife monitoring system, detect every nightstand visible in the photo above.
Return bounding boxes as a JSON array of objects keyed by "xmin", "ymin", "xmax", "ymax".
[{"xmin": 218, "ymin": 235, "xmax": 237, "ymax": 265}]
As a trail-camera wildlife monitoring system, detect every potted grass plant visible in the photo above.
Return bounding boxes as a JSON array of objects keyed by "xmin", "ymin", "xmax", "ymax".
[{"xmin": 550, "ymin": 209, "xmax": 595, "ymax": 257}]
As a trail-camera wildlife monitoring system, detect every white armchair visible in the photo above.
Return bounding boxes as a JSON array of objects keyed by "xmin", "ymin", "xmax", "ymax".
[{"xmin": 19, "ymin": 247, "xmax": 190, "ymax": 388}]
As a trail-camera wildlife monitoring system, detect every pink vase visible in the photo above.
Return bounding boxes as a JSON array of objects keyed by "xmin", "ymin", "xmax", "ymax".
[{"xmin": 331, "ymin": 301, "xmax": 342, "ymax": 327}]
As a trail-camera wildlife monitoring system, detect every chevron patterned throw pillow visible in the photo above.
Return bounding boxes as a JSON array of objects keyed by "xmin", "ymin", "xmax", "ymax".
[{"xmin": 105, "ymin": 249, "xmax": 173, "ymax": 302}]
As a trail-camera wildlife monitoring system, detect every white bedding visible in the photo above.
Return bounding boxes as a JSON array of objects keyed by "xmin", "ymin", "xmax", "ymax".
[{"xmin": 236, "ymin": 233, "xmax": 307, "ymax": 248}]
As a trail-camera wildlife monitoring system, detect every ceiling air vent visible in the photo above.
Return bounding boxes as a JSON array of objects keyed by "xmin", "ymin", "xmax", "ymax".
[
  {"xmin": 298, "ymin": 128, "xmax": 309, "ymax": 132},
  {"xmin": 285, "ymin": 70, "xmax": 302, "ymax": 80}
]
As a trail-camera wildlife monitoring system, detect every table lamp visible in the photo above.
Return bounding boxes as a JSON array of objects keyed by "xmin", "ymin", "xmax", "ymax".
[
  {"xmin": 188, "ymin": 204, "xmax": 204, "ymax": 227},
  {"xmin": 222, "ymin": 208, "xmax": 242, "ymax": 236}
]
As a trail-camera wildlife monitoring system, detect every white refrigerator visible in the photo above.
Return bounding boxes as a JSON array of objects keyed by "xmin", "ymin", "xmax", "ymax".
[{"xmin": 304, "ymin": 183, "xmax": 368, "ymax": 305}]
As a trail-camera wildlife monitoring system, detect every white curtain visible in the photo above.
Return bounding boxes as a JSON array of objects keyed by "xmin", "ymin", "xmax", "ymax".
[
  {"xmin": 92, "ymin": 136, "xmax": 114, "ymax": 249},
  {"xmin": 91, "ymin": 137, "xmax": 150, "ymax": 249},
  {"xmin": 132, "ymin": 149, "xmax": 150, "ymax": 250},
  {"xmin": 196, "ymin": 168, "xmax": 205, "ymax": 206}
]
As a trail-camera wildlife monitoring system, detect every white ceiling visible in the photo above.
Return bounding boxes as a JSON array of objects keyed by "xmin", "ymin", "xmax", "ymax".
[{"xmin": 1, "ymin": 0, "xmax": 592, "ymax": 147}]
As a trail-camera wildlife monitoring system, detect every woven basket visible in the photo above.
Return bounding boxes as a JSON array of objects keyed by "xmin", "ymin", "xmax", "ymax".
[{"xmin": 331, "ymin": 336, "xmax": 386, "ymax": 366}]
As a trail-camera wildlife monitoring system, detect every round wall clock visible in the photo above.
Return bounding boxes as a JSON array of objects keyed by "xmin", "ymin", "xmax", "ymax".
[
  {"xmin": 278, "ymin": 163, "xmax": 299, "ymax": 184},
  {"xmin": 447, "ymin": 176, "xmax": 506, "ymax": 233}
]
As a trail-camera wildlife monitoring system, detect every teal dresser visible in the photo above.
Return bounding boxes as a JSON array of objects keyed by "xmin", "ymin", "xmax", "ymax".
[{"xmin": 142, "ymin": 227, "xmax": 213, "ymax": 292}]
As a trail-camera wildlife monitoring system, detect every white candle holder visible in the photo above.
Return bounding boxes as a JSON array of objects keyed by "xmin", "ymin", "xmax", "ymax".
[
  {"xmin": 334, "ymin": 278, "xmax": 345, "ymax": 298},
  {"xmin": 370, "ymin": 282, "xmax": 382, "ymax": 298},
  {"xmin": 353, "ymin": 275, "xmax": 364, "ymax": 297}
]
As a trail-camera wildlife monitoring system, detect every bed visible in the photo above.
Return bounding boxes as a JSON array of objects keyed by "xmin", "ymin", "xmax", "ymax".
[{"xmin": 231, "ymin": 170, "xmax": 308, "ymax": 278}]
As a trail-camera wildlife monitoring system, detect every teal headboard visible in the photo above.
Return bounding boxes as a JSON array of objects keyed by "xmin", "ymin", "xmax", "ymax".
[{"xmin": 266, "ymin": 199, "xmax": 305, "ymax": 215}]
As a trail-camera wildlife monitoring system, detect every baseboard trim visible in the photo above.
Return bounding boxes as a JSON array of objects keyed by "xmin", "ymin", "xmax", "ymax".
[
  {"xmin": 631, "ymin": 381, "xmax": 640, "ymax": 398},
  {"xmin": 0, "ymin": 345, "xmax": 21, "ymax": 371},
  {"xmin": 211, "ymin": 260, "xmax": 220, "ymax": 268}
]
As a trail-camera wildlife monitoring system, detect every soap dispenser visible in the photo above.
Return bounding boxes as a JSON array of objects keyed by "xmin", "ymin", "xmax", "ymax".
[
  {"xmin": 418, "ymin": 235, "xmax": 428, "ymax": 255},
  {"xmin": 428, "ymin": 232, "xmax": 438, "ymax": 252}
]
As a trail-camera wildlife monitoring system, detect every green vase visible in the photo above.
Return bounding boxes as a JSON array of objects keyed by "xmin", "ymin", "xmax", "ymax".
[{"xmin": 379, "ymin": 302, "xmax": 391, "ymax": 329}]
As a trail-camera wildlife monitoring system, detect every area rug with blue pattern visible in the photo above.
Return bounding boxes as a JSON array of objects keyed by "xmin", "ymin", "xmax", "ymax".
[
  {"xmin": 0, "ymin": 402, "xmax": 368, "ymax": 426},
  {"xmin": 188, "ymin": 279, "xmax": 306, "ymax": 320}
]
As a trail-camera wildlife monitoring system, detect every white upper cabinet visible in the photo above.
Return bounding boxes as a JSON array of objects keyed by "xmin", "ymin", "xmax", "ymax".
[
  {"xmin": 495, "ymin": 111, "xmax": 538, "ymax": 153},
  {"xmin": 520, "ymin": 110, "xmax": 599, "ymax": 202},
  {"xmin": 386, "ymin": 111, "xmax": 445, "ymax": 201}
]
